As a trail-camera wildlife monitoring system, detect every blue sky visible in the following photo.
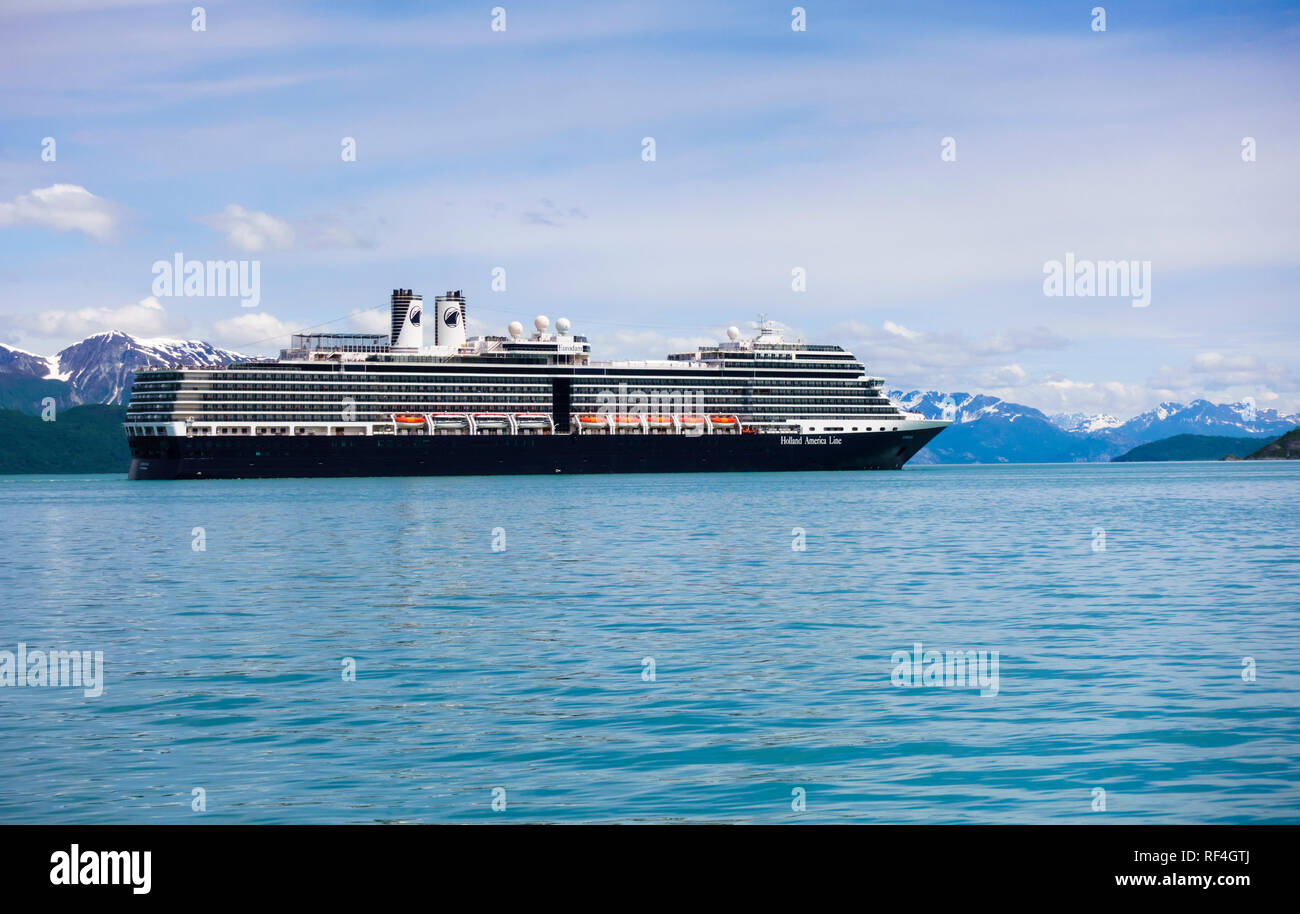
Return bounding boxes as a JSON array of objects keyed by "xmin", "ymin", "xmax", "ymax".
[{"xmin": 1, "ymin": 0, "xmax": 1297, "ymax": 417}]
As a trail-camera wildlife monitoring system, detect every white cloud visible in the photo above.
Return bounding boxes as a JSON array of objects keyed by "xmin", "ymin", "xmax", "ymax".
[
  {"xmin": 300, "ymin": 219, "xmax": 372, "ymax": 249},
  {"xmin": 978, "ymin": 360, "xmax": 1300, "ymax": 418},
  {"xmin": 209, "ymin": 312, "xmax": 300, "ymax": 352},
  {"xmin": 984, "ymin": 364, "xmax": 1028, "ymax": 387},
  {"xmin": 991, "ymin": 377, "xmax": 1154, "ymax": 417},
  {"xmin": 197, "ymin": 205, "xmax": 377, "ymax": 252},
  {"xmin": 833, "ymin": 319, "xmax": 1071, "ymax": 386},
  {"xmin": 348, "ymin": 308, "xmax": 388, "ymax": 334},
  {"xmin": 1151, "ymin": 352, "xmax": 1297, "ymax": 410},
  {"xmin": 972, "ymin": 327, "xmax": 1070, "ymax": 356},
  {"xmin": 0, "ymin": 184, "xmax": 121, "ymax": 241},
  {"xmin": 14, "ymin": 295, "xmax": 173, "ymax": 337},
  {"xmin": 835, "ymin": 319, "xmax": 1178, "ymax": 416},
  {"xmin": 588, "ymin": 327, "xmax": 720, "ymax": 361},
  {"xmin": 882, "ymin": 321, "xmax": 920, "ymax": 341},
  {"xmin": 199, "ymin": 204, "xmax": 295, "ymax": 252},
  {"xmin": 1191, "ymin": 352, "xmax": 1262, "ymax": 373}
]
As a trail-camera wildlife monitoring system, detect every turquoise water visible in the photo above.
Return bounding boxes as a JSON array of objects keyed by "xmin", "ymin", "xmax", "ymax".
[{"xmin": 0, "ymin": 462, "xmax": 1297, "ymax": 823}]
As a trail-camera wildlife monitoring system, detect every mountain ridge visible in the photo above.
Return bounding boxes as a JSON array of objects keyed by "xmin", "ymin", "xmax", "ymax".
[
  {"xmin": 0, "ymin": 332, "xmax": 248, "ymax": 414},
  {"xmin": 889, "ymin": 388, "xmax": 1296, "ymax": 464}
]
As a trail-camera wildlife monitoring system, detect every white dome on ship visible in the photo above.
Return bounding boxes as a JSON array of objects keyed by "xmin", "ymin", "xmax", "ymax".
[
  {"xmin": 534, "ymin": 315, "xmax": 549, "ymax": 332},
  {"xmin": 726, "ymin": 326, "xmax": 741, "ymax": 340},
  {"xmin": 508, "ymin": 321, "xmax": 523, "ymax": 339},
  {"xmin": 555, "ymin": 317, "xmax": 571, "ymax": 334}
]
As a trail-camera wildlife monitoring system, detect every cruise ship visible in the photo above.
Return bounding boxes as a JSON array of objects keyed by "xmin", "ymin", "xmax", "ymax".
[{"xmin": 124, "ymin": 289, "xmax": 949, "ymax": 479}]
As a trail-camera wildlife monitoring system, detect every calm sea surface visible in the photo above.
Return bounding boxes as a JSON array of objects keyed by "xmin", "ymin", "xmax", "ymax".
[{"xmin": 1, "ymin": 462, "xmax": 1297, "ymax": 823}]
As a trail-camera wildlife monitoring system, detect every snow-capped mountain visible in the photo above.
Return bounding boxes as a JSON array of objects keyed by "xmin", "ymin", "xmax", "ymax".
[
  {"xmin": 1101, "ymin": 399, "xmax": 1297, "ymax": 446},
  {"xmin": 0, "ymin": 331, "xmax": 248, "ymax": 411},
  {"xmin": 0, "ymin": 344, "xmax": 53, "ymax": 380},
  {"xmin": 1046, "ymin": 401, "xmax": 1295, "ymax": 444},
  {"xmin": 1048, "ymin": 412, "xmax": 1122, "ymax": 434},
  {"xmin": 889, "ymin": 389, "xmax": 1115, "ymax": 463},
  {"xmin": 891, "ymin": 389, "xmax": 1048, "ymax": 425},
  {"xmin": 51, "ymin": 331, "xmax": 247, "ymax": 404},
  {"xmin": 889, "ymin": 389, "xmax": 1298, "ymax": 464},
  {"xmin": 892, "ymin": 389, "xmax": 1076, "ymax": 426}
]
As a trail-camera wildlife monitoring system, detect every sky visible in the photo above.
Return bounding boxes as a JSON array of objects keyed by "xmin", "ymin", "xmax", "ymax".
[{"xmin": 0, "ymin": 0, "xmax": 1297, "ymax": 418}]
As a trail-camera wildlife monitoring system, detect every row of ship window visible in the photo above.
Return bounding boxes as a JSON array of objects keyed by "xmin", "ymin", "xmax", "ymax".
[
  {"xmin": 128, "ymin": 401, "xmax": 893, "ymax": 421},
  {"xmin": 143, "ymin": 366, "xmax": 860, "ymax": 384},
  {"xmin": 131, "ymin": 396, "xmax": 893, "ymax": 409},
  {"xmin": 129, "ymin": 395, "xmax": 884, "ymax": 407},
  {"xmin": 132, "ymin": 380, "xmax": 881, "ymax": 395},
  {"xmin": 129, "ymin": 406, "xmax": 904, "ymax": 422},
  {"xmin": 128, "ymin": 389, "xmax": 886, "ymax": 402}
]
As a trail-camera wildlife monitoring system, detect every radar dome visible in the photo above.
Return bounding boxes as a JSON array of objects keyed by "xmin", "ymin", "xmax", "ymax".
[
  {"xmin": 534, "ymin": 315, "xmax": 550, "ymax": 332},
  {"xmin": 508, "ymin": 321, "xmax": 524, "ymax": 339},
  {"xmin": 726, "ymin": 326, "xmax": 741, "ymax": 340},
  {"xmin": 555, "ymin": 317, "xmax": 571, "ymax": 334}
]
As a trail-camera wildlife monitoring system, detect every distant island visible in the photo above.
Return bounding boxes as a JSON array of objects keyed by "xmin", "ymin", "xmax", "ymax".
[
  {"xmin": 1113, "ymin": 434, "xmax": 1267, "ymax": 463},
  {"xmin": 1244, "ymin": 428, "xmax": 1300, "ymax": 460}
]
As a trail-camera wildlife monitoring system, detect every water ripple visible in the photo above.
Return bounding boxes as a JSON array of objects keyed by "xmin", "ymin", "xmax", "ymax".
[{"xmin": 0, "ymin": 462, "xmax": 1297, "ymax": 822}]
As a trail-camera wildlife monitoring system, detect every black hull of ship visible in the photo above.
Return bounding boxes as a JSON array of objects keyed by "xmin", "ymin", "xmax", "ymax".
[{"xmin": 128, "ymin": 427, "xmax": 943, "ymax": 480}]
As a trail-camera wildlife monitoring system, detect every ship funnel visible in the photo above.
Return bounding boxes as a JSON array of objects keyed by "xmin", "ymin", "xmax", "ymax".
[
  {"xmin": 435, "ymin": 290, "xmax": 467, "ymax": 348},
  {"xmin": 390, "ymin": 289, "xmax": 423, "ymax": 349}
]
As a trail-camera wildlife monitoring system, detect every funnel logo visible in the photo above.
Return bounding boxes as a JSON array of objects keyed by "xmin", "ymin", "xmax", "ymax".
[
  {"xmin": 409, "ymin": 306, "xmax": 421, "ymax": 326},
  {"xmin": 443, "ymin": 307, "xmax": 460, "ymax": 328}
]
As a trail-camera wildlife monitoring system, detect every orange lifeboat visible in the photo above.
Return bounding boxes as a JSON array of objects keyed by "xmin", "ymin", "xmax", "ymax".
[
  {"xmin": 646, "ymin": 415, "xmax": 674, "ymax": 425},
  {"xmin": 709, "ymin": 415, "xmax": 738, "ymax": 425},
  {"xmin": 613, "ymin": 415, "xmax": 643, "ymax": 425},
  {"xmin": 394, "ymin": 414, "xmax": 426, "ymax": 425},
  {"xmin": 680, "ymin": 415, "xmax": 706, "ymax": 425},
  {"xmin": 578, "ymin": 415, "xmax": 607, "ymax": 425}
]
